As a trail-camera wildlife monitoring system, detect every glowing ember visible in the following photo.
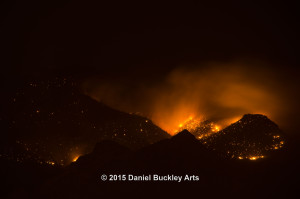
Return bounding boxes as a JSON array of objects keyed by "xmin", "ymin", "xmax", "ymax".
[
  {"xmin": 211, "ymin": 125, "xmax": 220, "ymax": 132},
  {"xmin": 248, "ymin": 156, "xmax": 264, "ymax": 160},
  {"xmin": 46, "ymin": 161, "xmax": 55, "ymax": 165},
  {"xmin": 72, "ymin": 156, "xmax": 80, "ymax": 162},
  {"xmin": 174, "ymin": 114, "xmax": 285, "ymax": 161},
  {"xmin": 175, "ymin": 116, "xmax": 197, "ymax": 132},
  {"xmin": 198, "ymin": 114, "xmax": 286, "ymax": 160},
  {"xmin": 175, "ymin": 116, "xmax": 222, "ymax": 139}
]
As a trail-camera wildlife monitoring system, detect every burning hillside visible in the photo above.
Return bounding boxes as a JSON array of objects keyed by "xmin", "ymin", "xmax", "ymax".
[
  {"xmin": 175, "ymin": 116, "xmax": 221, "ymax": 138},
  {"xmin": 172, "ymin": 114, "xmax": 285, "ymax": 160},
  {"xmin": 1, "ymin": 75, "xmax": 287, "ymax": 166},
  {"xmin": 197, "ymin": 114, "xmax": 285, "ymax": 160}
]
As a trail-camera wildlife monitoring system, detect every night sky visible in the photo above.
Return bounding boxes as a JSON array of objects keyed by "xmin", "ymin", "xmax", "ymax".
[{"xmin": 1, "ymin": 1, "xmax": 299, "ymax": 76}]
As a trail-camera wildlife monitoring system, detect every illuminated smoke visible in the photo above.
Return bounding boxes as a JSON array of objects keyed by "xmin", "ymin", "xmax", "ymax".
[{"xmin": 83, "ymin": 62, "xmax": 293, "ymax": 135}]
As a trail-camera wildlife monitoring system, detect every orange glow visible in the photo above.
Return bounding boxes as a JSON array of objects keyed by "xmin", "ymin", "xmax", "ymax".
[
  {"xmin": 249, "ymin": 156, "xmax": 264, "ymax": 160},
  {"xmin": 84, "ymin": 61, "xmax": 292, "ymax": 139},
  {"xmin": 85, "ymin": 63, "xmax": 286, "ymax": 136},
  {"xmin": 211, "ymin": 125, "xmax": 220, "ymax": 132},
  {"xmin": 46, "ymin": 161, "xmax": 55, "ymax": 165},
  {"xmin": 173, "ymin": 115, "xmax": 223, "ymax": 138},
  {"xmin": 219, "ymin": 116, "xmax": 242, "ymax": 127},
  {"xmin": 72, "ymin": 155, "xmax": 80, "ymax": 162},
  {"xmin": 175, "ymin": 116, "xmax": 200, "ymax": 133}
]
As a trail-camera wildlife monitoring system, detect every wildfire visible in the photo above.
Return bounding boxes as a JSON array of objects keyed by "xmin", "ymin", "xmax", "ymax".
[
  {"xmin": 272, "ymin": 136, "xmax": 284, "ymax": 150},
  {"xmin": 46, "ymin": 160, "xmax": 55, "ymax": 165},
  {"xmin": 173, "ymin": 114, "xmax": 284, "ymax": 161},
  {"xmin": 72, "ymin": 155, "xmax": 80, "ymax": 162},
  {"xmin": 174, "ymin": 116, "xmax": 222, "ymax": 141},
  {"xmin": 212, "ymin": 125, "xmax": 220, "ymax": 132},
  {"xmin": 177, "ymin": 117, "xmax": 220, "ymax": 133},
  {"xmin": 175, "ymin": 116, "xmax": 201, "ymax": 133},
  {"xmin": 248, "ymin": 156, "xmax": 265, "ymax": 160}
]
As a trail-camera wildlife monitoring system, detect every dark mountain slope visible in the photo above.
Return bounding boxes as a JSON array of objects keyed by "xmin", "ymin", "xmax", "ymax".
[
  {"xmin": 0, "ymin": 77, "xmax": 169, "ymax": 165},
  {"xmin": 201, "ymin": 114, "xmax": 285, "ymax": 159}
]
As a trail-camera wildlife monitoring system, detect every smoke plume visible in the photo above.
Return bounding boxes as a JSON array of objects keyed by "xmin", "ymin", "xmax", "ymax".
[{"xmin": 83, "ymin": 61, "xmax": 297, "ymax": 135}]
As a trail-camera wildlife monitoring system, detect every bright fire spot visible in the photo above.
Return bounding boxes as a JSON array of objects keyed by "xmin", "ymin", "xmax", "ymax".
[
  {"xmin": 197, "ymin": 135, "xmax": 204, "ymax": 139},
  {"xmin": 172, "ymin": 114, "xmax": 282, "ymax": 161},
  {"xmin": 178, "ymin": 116, "xmax": 194, "ymax": 128},
  {"xmin": 211, "ymin": 125, "xmax": 220, "ymax": 132},
  {"xmin": 174, "ymin": 115, "xmax": 198, "ymax": 133},
  {"xmin": 249, "ymin": 156, "xmax": 264, "ymax": 160},
  {"xmin": 175, "ymin": 115, "xmax": 222, "ymax": 136},
  {"xmin": 72, "ymin": 156, "xmax": 80, "ymax": 162},
  {"xmin": 46, "ymin": 161, "xmax": 55, "ymax": 165}
]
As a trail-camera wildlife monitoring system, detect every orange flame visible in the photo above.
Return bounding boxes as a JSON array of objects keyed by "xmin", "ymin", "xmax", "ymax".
[{"xmin": 72, "ymin": 155, "xmax": 80, "ymax": 162}]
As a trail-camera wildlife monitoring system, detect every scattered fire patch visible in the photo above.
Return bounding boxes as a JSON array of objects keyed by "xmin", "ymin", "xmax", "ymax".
[
  {"xmin": 174, "ymin": 114, "xmax": 285, "ymax": 160},
  {"xmin": 175, "ymin": 117, "xmax": 221, "ymax": 139}
]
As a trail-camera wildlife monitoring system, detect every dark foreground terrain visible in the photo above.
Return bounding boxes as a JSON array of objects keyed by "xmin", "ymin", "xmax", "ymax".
[{"xmin": 2, "ymin": 129, "xmax": 299, "ymax": 199}]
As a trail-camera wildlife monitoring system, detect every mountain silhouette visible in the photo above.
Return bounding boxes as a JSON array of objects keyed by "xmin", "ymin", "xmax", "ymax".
[
  {"xmin": 3, "ymin": 128, "xmax": 299, "ymax": 199},
  {"xmin": 201, "ymin": 114, "xmax": 286, "ymax": 159},
  {"xmin": 71, "ymin": 140, "xmax": 132, "ymax": 170},
  {"xmin": 171, "ymin": 129, "xmax": 197, "ymax": 141},
  {"xmin": 30, "ymin": 130, "xmax": 221, "ymax": 198},
  {"xmin": 0, "ymin": 77, "xmax": 169, "ymax": 165},
  {"xmin": 1, "ymin": 79, "xmax": 298, "ymax": 199},
  {"xmin": 69, "ymin": 130, "xmax": 216, "ymax": 173}
]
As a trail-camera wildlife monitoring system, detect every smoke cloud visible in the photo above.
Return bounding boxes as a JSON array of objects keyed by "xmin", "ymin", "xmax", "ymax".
[{"xmin": 83, "ymin": 61, "xmax": 298, "ymax": 135}]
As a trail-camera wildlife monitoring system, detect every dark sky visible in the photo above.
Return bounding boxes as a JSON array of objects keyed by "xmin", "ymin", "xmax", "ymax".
[{"xmin": 1, "ymin": 0, "xmax": 299, "ymax": 79}]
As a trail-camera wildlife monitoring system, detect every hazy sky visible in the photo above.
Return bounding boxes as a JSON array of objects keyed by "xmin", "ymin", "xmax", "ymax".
[{"xmin": 83, "ymin": 61, "xmax": 299, "ymax": 134}]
